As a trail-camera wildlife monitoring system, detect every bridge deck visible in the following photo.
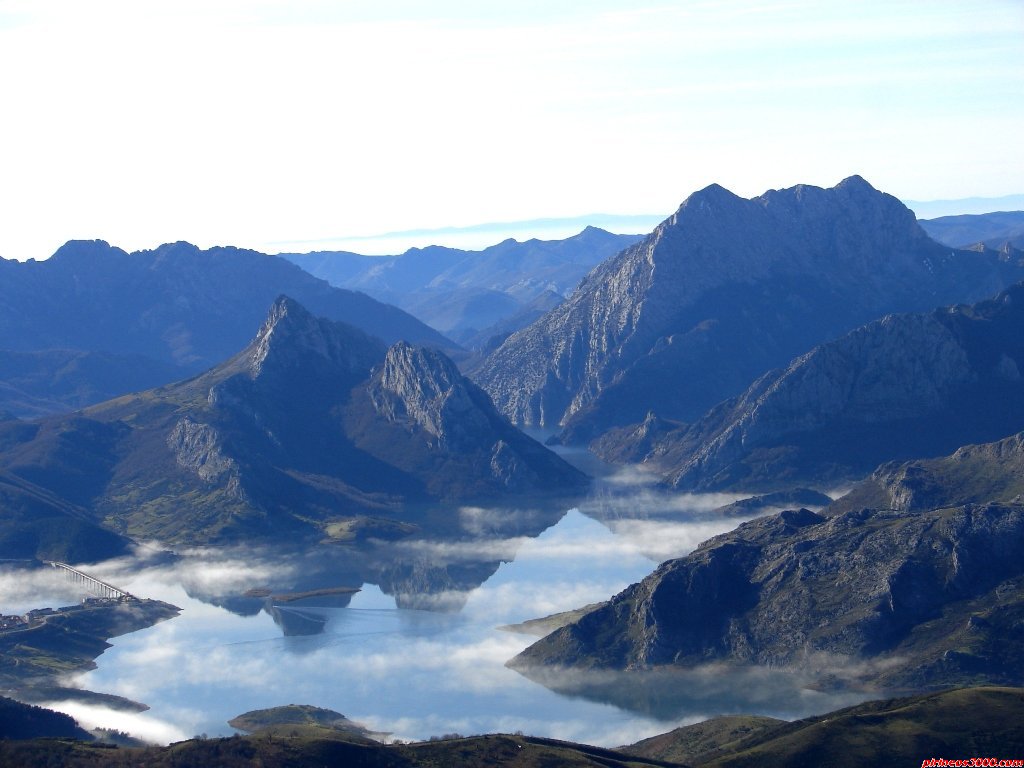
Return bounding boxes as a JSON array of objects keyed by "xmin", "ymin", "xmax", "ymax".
[{"xmin": 44, "ymin": 561, "xmax": 135, "ymax": 601}]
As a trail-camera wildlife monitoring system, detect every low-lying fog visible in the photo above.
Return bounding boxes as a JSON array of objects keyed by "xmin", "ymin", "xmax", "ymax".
[{"xmin": 1, "ymin": 472, "xmax": 862, "ymax": 747}]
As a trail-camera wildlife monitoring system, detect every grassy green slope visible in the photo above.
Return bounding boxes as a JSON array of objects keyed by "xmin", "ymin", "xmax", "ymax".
[{"xmin": 704, "ymin": 687, "xmax": 1024, "ymax": 768}]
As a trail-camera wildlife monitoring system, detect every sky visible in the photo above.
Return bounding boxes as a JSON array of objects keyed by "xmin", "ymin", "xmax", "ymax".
[{"xmin": 0, "ymin": 0, "xmax": 1022, "ymax": 261}]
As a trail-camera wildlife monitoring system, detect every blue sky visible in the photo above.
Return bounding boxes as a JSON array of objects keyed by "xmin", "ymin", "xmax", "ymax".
[{"xmin": 0, "ymin": 0, "xmax": 1021, "ymax": 260}]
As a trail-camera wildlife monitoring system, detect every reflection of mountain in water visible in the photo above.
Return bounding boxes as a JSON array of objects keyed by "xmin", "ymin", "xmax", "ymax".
[
  {"xmin": 266, "ymin": 604, "xmax": 332, "ymax": 636},
  {"xmin": 182, "ymin": 500, "xmax": 571, "ymax": 634},
  {"xmin": 513, "ymin": 664, "xmax": 871, "ymax": 722}
]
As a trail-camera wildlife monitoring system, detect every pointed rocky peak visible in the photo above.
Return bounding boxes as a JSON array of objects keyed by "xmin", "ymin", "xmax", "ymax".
[
  {"xmin": 834, "ymin": 174, "xmax": 878, "ymax": 194},
  {"xmin": 836, "ymin": 174, "xmax": 918, "ymax": 215},
  {"xmin": 247, "ymin": 295, "xmax": 384, "ymax": 379},
  {"xmin": 677, "ymin": 182, "xmax": 746, "ymax": 214}
]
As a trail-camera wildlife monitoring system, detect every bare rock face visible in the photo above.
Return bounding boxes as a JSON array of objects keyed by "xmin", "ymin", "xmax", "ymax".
[
  {"xmin": 166, "ymin": 417, "xmax": 237, "ymax": 483},
  {"xmin": 474, "ymin": 177, "xmax": 1024, "ymax": 443},
  {"xmin": 243, "ymin": 295, "xmax": 386, "ymax": 388},
  {"xmin": 512, "ymin": 500, "xmax": 1024, "ymax": 691},
  {"xmin": 356, "ymin": 340, "xmax": 586, "ymax": 496},
  {"xmin": 833, "ymin": 432, "xmax": 1024, "ymax": 514},
  {"xmin": 595, "ymin": 282, "xmax": 1024, "ymax": 491},
  {"xmin": 369, "ymin": 342, "xmax": 492, "ymax": 451}
]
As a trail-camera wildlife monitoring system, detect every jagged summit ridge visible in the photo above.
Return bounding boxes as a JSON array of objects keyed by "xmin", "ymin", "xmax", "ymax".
[{"xmin": 473, "ymin": 176, "xmax": 1023, "ymax": 442}]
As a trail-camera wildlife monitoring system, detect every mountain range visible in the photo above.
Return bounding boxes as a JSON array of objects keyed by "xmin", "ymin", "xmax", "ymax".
[
  {"xmin": 0, "ymin": 297, "xmax": 583, "ymax": 553},
  {"xmin": 4, "ymin": 177, "xmax": 1024, "ymax": 759},
  {"xmin": 282, "ymin": 226, "xmax": 643, "ymax": 346},
  {"xmin": 919, "ymin": 210, "xmax": 1024, "ymax": 249},
  {"xmin": 472, "ymin": 176, "xmax": 1024, "ymax": 444},
  {"xmin": 0, "ymin": 240, "xmax": 454, "ymax": 417}
]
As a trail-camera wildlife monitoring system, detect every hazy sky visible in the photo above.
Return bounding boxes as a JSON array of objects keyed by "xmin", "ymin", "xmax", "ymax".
[{"xmin": 1, "ymin": 0, "xmax": 1021, "ymax": 260}]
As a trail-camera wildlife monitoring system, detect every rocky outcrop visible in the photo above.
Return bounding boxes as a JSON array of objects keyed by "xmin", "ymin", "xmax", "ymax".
[
  {"xmin": 353, "ymin": 340, "xmax": 587, "ymax": 498},
  {"xmin": 166, "ymin": 418, "xmax": 237, "ymax": 483},
  {"xmin": 515, "ymin": 433, "xmax": 1024, "ymax": 690},
  {"xmin": 247, "ymin": 295, "xmax": 385, "ymax": 380},
  {"xmin": 369, "ymin": 342, "xmax": 493, "ymax": 450},
  {"xmin": 597, "ymin": 282, "xmax": 1024, "ymax": 490},
  {"xmin": 512, "ymin": 501, "xmax": 1024, "ymax": 691},
  {"xmin": 474, "ymin": 177, "xmax": 1024, "ymax": 443},
  {"xmin": 832, "ymin": 431, "xmax": 1024, "ymax": 514}
]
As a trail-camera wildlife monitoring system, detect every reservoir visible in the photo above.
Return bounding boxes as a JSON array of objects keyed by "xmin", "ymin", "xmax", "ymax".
[{"xmin": 2, "ymin": 478, "xmax": 862, "ymax": 746}]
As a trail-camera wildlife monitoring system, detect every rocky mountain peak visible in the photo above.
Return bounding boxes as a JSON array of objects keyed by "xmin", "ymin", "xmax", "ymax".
[
  {"xmin": 834, "ymin": 173, "xmax": 876, "ymax": 193},
  {"xmin": 246, "ymin": 295, "xmax": 384, "ymax": 380},
  {"xmin": 476, "ymin": 176, "xmax": 1009, "ymax": 441},
  {"xmin": 683, "ymin": 182, "xmax": 743, "ymax": 206},
  {"xmin": 371, "ymin": 341, "xmax": 492, "ymax": 448}
]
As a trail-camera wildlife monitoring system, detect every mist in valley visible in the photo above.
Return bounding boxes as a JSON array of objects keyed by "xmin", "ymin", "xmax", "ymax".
[{"xmin": 0, "ymin": 469, "xmax": 857, "ymax": 747}]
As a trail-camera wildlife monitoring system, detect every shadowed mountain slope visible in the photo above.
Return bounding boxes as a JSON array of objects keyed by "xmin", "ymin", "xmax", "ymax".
[
  {"xmin": 0, "ymin": 349, "xmax": 181, "ymax": 420},
  {"xmin": 594, "ymin": 281, "xmax": 1024, "ymax": 491},
  {"xmin": 5, "ymin": 687, "xmax": 1023, "ymax": 766},
  {"xmin": 624, "ymin": 687, "xmax": 1024, "ymax": 768}
]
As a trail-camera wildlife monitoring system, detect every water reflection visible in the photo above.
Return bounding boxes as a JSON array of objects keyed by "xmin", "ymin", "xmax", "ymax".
[{"xmin": 2, "ymin": 475, "xmax": 845, "ymax": 746}]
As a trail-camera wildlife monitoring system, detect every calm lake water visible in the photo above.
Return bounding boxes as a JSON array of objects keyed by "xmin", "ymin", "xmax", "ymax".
[{"xmin": 3, "ymin": 474, "xmax": 864, "ymax": 746}]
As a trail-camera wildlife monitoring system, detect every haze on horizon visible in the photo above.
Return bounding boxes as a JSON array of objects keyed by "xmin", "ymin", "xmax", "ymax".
[{"xmin": 0, "ymin": 0, "xmax": 1021, "ymax": 261}]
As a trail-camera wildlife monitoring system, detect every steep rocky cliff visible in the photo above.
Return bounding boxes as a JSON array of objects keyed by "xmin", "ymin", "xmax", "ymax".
[
  {"xmin": 474, "ymin": 177, "xmax": 1024, "ymax": 443},
  {"xmin": 349, "ymin": 340, "xmax": 587, "ymax": 497},
  {"xmin": 0, "ymin": 297, "xmax": 584, "ymax": 547},
  {"xmin": 596, "ymin": 282, "xmax": 1024, "ymax": 490},
  {"xmin": 512, "ymin": 433, "xmax": 1024, "ymax": 691},
  {"xmin": 513, "ymin": 501, "xmax": 1024, "ymax": 690}
]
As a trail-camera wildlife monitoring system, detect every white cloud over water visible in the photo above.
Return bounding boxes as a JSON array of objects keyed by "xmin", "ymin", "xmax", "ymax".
[{"xmin": 7, "ymin": 493, "xmax": 861, "ymax": 747}]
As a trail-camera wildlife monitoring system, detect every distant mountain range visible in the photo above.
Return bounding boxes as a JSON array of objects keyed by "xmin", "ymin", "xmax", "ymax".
[
  {"xmin": 281, "ymin": 227, "xmax": 642, "ymax": 346},
  {"xmin": 473, "ymin": 176, "xmax": 1024, "ymax": 444},
  {"xmin": 594, "ymin": 280, "xmax": 1024, "ymax": 490},
  {"xmin": 0, "ymin": 297, "xmax": 584, "ymax": 555},
  {"xmin": 0, "ymin": 240, "xmax": 455, "ymax": 418},
  {"xmin": 919, "ymin": 210, "xmax": 1024, "ymax": 249},
  {"xmin": 905, "ymin": 193, "xmax": 1024, "ymax": 219}
]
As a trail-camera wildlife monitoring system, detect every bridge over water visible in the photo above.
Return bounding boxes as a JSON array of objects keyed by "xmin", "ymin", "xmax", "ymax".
[{"xmin": 44, "ymin": 561, "xmax": 135, "ymax": 601}]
